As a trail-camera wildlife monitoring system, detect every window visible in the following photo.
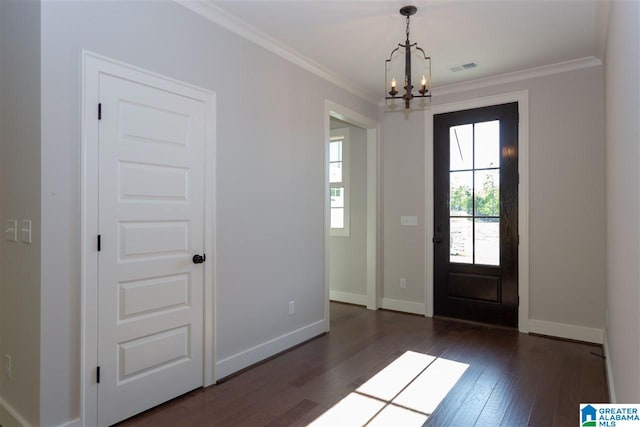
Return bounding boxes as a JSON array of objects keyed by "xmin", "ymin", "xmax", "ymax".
[
  {"xmin": 449, "ymin": 120, "xmax": 500, "ymax": 266},
  {"xmin": 329, "ymin": 128, "xmax": 350, "ymax": 236}
]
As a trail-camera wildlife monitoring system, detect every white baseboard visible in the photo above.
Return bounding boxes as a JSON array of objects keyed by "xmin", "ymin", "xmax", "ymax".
[
  {"xmin": 381, "ymin": 298, "xmax": 426, "ymax": 316},
  {"xmin": 528, "ymin": 319, "xmax": 603, "ymax": 344},
  {"xmin": 603, "ymin": 331, "xmax": 616, "ymax": 402},
  {"xmin": 0, "ymin": 396, "xmax": 31, "ymax": 427},
  {"xmin": 330, "ymin": 290, "xmax": 367, "ymax": 306},
  {"xmin": 214, "ymin": 319, "xmax": 328, "ymax": 380}
]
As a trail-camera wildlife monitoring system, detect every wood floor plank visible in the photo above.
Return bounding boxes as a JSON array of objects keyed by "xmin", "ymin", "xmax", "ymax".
[
  {"xmin": 554, "ymin": 344, "xmax": 586, "ymax": 426},
  {"xmin": 473, "ymin": 372, "xmax": 522, "ymax": 427},
  {"xmin": 498, "ymin": 354, "xmax": 542, "ymax": 426},
  {"xmin": 116, "ymin": 303, "xmax": 607, "ymax": 427},
  {"xmin": 424, "ymin": 324, "xmax": 496, "ymax": 426},
  {"xmin": 527, "ymin": 349, "xmax": 564, "ymax": 427}
]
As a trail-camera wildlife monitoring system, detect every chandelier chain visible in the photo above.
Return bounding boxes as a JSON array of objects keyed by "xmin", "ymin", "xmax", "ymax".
[{"xmin": 406, "ymin": 15, "xmax": 410, "ymax": 40}]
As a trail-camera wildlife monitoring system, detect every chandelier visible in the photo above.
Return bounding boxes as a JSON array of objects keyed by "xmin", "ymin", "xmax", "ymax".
[{"xmin": 385, "ymin": 6, "xmax": 432, "ymax": 110}]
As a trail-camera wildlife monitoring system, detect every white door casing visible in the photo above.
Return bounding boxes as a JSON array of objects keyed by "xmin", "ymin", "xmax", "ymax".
[
  {"xmin": 323, "ymin": 100, "xmax": 379, "ymax": 322},
  {"xmin": 424, "ymin": 90, "xmax": 529, "ymax": 333},
  {"xmin": 81, "ymin": 52, "xmax": 216, "ymax": 427}
]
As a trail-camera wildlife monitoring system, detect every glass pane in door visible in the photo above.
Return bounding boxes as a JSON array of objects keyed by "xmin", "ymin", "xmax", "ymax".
[
  {"xmin": 474, "ymin": 120, "xmax": 500, "ymax": 168},
  {"xmin": 450, "ymin": 218, "xmax": 473, "ymax": 264},
  {"xmin": 474, "ymin": 169, "xmax": 500, "ymax": 217},
  {"xmin": 449, "ymin": 124, "xmax": 473, "ymax": 171},
  {"xmin": 450, "ymin": 171, "xmax": 473, "ymax": 216},
  {"xmin": 474, "ymin": 218, "xmax": 499, "ymax": 265}
]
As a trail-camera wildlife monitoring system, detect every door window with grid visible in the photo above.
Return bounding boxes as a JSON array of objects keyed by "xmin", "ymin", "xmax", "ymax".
[{"xmin": 449, "ymin": 120, "xmax": 500, "ymax": 266}]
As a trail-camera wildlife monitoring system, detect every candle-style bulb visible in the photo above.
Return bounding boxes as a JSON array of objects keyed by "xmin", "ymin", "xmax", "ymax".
[
  {"xmin": 391, "ymin": 78, "xmax": 397, "ymax": 89},
  {"xmin": 421, "ymin": 75, "xmax": 427, "ymax": 86}
]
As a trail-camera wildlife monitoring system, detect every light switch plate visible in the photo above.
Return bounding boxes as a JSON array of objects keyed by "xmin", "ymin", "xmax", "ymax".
[
  {"xmin": 5, "ymin": 219, "xmax": 17, "ymax": 242},
  {"xmin": 21, "ymin": 220, "xmax": 32, "ymax": 243},
  {"xmin": 400, "ymin": 216, "xmax": 418, "ymax": 226}
]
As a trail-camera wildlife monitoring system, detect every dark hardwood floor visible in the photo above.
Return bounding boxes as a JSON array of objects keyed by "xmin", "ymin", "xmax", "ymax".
[{"xmin": 118, "ymin": 302, "xmax": 608, "ymax": 427}]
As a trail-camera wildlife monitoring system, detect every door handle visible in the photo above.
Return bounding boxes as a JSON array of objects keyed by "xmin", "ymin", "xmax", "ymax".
[
  {"xmin": 432, "ymin": 237, "xmax": 443, "ymax": 244},
  {"xmin": 192, "ymin": 254, "xmax": 206, "ymax": 264}
]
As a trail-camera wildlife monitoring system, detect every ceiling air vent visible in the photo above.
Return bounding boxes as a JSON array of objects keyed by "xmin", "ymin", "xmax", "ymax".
[{"xmin": 450, "ymin": 61, "xmax": 478, "ymax": 72}]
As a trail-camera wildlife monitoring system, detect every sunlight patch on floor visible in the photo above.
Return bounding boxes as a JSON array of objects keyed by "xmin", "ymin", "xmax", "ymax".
[
  {"xmin": 308, "ymin": 350, "xmax": 469, "ymax": 427},
  {"xmin": 307, "ymin": 393, "xmax": 385, "ymax": 427},
  {"xmin": 356, "ymin": 351, "xmax": 435, "ymax": 401},
  {"xmin": 393, "ymin": 357, "xmax": 469, "ymax": 415},
  {"xmin": 366, "ymin": 404, "xmax": 428, "ymax": 427}
]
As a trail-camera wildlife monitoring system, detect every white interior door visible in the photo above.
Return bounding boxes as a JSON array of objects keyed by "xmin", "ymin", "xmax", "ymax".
[{"xmin": 97, "ymin": 71, "xmax": 207, "ymax": 426}]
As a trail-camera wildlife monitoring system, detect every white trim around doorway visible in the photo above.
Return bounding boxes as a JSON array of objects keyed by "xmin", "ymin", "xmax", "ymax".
[
  {"xmin": 424, "ymin": 90, "xmax": 530, "ymax": 333},
  {"xmin": 324, "ymin": 100, "xmax": 380, "ymax": 323}
]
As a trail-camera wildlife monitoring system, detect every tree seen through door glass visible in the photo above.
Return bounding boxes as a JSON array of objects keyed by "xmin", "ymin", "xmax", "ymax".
[
  {"xmin": 450, "ymin": 171, "xmax": 473, "ymax": 216},
  {"xmin": 449, "ymin": 120, "xmax": 501, "ymax": 266},
  {"xmin": 474, "ymin": 169, "xmax": 499, "ymax": 217}
]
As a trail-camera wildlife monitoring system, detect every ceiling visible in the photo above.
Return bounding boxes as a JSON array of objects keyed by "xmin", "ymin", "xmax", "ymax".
[{"xmin": 209, "ymin": 0, "xmax": 608, "ymax": 104}]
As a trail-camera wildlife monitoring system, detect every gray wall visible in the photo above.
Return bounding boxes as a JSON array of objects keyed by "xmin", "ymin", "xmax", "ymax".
[
  {"xmin": 39, "ymin": 1, "xmax": 377, "ymax": 424},
  {"xmin": 329, "ymin": 122, "xmax": 367, "ymax": 301},
  {"xmin": 0, "ymin": 0, "xmax": 41, "ymax": 425},
  {"xmin": 382, "ymin": 111, "xmax": 426, "ymax": 307},
  {"xmin": 382, "ymin": 64, "xmax": 606, "ymax": 329},
  {"xmin": 605, "ymin": 0, "xmax": 640, "ymax": 403}
]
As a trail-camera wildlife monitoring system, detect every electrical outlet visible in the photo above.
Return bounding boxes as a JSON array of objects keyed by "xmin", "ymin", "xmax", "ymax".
[
  {"xmin": 289, "ymin": 301, "xmax": 295, "ymax": 315},
  {"xmin": 4, "ymin": 354, "xmax": 11, "ymax": 379},
  {"xmin": 400, "ymin": 278, "xmax": 407, "ymax": 289}
]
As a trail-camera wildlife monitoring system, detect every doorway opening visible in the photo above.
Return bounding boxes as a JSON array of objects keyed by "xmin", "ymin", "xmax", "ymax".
[{"xmin": 323, "ymin": 101, "xmax": 379, "ymax": 324}]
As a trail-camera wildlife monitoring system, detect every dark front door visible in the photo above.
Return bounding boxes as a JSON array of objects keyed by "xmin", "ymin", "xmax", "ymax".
[{"xmin": 433, "ymin": 102, "xmax": 519, "ymax": 327}]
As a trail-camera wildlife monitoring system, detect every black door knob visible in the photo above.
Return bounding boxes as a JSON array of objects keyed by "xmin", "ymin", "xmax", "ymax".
[
  {"xmin": 192, "ymin": 254, "xmax": 206, "ymax": 264},
  {"xmin": 432, "ymin": 237, "xmax": 443, "ymax": 244}
]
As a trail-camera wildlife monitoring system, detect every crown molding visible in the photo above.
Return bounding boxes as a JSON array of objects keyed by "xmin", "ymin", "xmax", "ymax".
[
  {"xmin": 175, "ymin": 0, "xmax": 379, "ymax": 106},
  {"xmin": 175, "ymin": 1, "xmax": 602, "ymax": 108},
  {"xmin": 431, "ymin": 56, "xmax": 603, "ymax": 97}
]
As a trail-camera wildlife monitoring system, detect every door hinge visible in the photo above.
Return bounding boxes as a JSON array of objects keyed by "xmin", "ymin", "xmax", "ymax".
[
  {"xmin": 98, "ymin": 103, "xmax": 102, "ymax": 120},
  {"xmin": 96, "ymin": 366, "xmax": 101, "ymax": 384},
  {"xmin": 97, "ymin": 234, "xmax": 101, "ymax": 252}
]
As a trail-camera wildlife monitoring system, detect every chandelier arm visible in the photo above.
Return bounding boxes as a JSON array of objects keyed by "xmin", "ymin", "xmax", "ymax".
[
  {"xmin": 385, "ymin": 46, "xmax": 401, "ymax": 62},
  {"xmin": 414, "ymin": 46, "xmax": 429, "ymax": 60}
]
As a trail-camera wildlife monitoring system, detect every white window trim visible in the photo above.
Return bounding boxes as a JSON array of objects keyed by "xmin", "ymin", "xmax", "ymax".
[{"xmin": 330, "ymin": 127, "xmax": 350, "ymax": 237}]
